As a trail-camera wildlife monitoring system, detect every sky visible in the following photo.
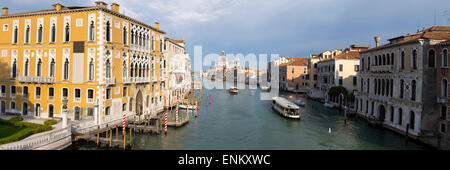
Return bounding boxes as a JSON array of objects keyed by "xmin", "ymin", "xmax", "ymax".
[{"xmin": 2, "ymin": 0, "xmax": 450, "ymax": 70}]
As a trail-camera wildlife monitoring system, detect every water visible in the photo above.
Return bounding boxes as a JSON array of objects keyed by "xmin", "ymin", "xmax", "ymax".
[{"xmin": 74, "ymin": 80, "xmax": 427, "ymax": 150}]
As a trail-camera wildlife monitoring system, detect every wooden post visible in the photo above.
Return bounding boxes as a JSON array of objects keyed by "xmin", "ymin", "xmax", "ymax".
[
  {"xmin": 123, "ymin": 130, "xmax": 126, "ymax": 150},
  {"xmin": 116, "ymin": 127, "xmax": 118, "ymax": 140},
  {"xmin": 129, "ymin": 127, "xmax": 132, "ymax": 147},
  {"xmin": 405, "ymin": 124, "xmax": 409, "ymax": 144},
  {"xmin": 109, "ymin": 129, "xmax": 112, "ymax": 147},
  {"xmin": 106, "ymin": 124, "xmax": 109, "ymax": 138},
  {"xmin": 96, "ymin": 126, "xmax": 100, "ymax": 146}
]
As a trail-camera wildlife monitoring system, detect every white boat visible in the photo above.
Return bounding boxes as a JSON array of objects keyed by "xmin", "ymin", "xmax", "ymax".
[
  {"xmin": 294, "ymin": 100, "xmax": 305, "ymax": 107},
  {"xmin": 229, "ymin": 87, "xmax": 239, "ymax": 94},
  {"xmin": 272, "ymin": 97, "xmax": 301, "ymax": 119},
  {"xmin": 324, "ymin": 102, "xmax": 334, "ymax": 108},
  {"xmin": 260, "ymin": 85, "xmax": 270, "ymax": 91},
  {"xmin": 178, "ymin": 105, "xmax": 198, "ymax": 110}
]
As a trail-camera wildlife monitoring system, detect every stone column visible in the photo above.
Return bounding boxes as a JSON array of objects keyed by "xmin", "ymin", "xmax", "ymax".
[{"xmin": 62, "ymin": 109, "xmax": 68, "ymax": 128}]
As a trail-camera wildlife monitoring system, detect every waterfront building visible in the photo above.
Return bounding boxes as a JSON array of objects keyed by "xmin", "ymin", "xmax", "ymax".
[
  {"xmin": 317, "ymin": 45, "xmax": 368, "ymax": 103},
  {"xmin": 356, "ymin": 26, "xmax": 450, "ymax": 139},
  {"xmin": 306, "ymin": 49, "xmax": 342, "ymax": 99},
  {"xmin": 0, "ymin": 2, "xmax": 166, "ymax": 125},
  {"xmin": 279, "ymin": 58, "xmax": 309, "ymax": 92},
  {"xmin": 436, "ymin": 40, "xmax": 450, "ymax": 142},
  {"xmin": 163, "ymin": 38, "xmax": 191, "ymax": 107},
  {"xmin": 268, "ymin": 57, "xmax": 296, "ymax": 83}
]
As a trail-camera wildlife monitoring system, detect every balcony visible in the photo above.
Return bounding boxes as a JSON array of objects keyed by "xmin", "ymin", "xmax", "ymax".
[
  {"xmin": 151, "ymin": 76, "xmax": 158, "ymax": 82},
  {"xmin": 87, "ymin": 98, "xmax": 94, "ymax": 104},
  {"xmin": 18, "ymin": 76, "xmax": 55, "ymax": 84},
  {"xmin": 437, "ymin": 96, "xmax": 448, "ymax": 104},
  {"xmin": 74, "ymin": 98, "xmax": 81, "ymax": 103},
  {"xmin": 105, "ymin": 77, "xmax": 116, "ymax": 85},
  {"xmin": 23, "ymin": 94, "xmax": 28, "ymax": 99},
  {"xmin": 0, "ymin": 93, "xmax": 5, "ymax": 98},
  {"xmin": 371, "ymin": 65, "xmax": 394, "ymax": 73},
  {"xmin": 123, "ymin": 77, "xmax": 133, "ymax": 84}
]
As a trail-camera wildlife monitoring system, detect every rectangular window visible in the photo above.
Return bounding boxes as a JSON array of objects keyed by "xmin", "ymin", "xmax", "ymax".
[
  {"xmin": 23, "ymin": 86, "xmax": 28, "ymax": 98},
  {"xmin": 35, "ymin": 87, "xmax": 41, "ymax": 99},
  {"xmin": 62, "ymin": 88, "xmax": 68, "ymax": 99},
  {"xmin": 75, "ymin": 89, "xmax": 81, "ymax": 102},
  {"xmin": 87, "ymin": 107, "xmax": 94, "ymax": 116},
  {"xmin": 355, "ymin": 65, "xmax": 359, "ymax": 72},
  {"xmin": 106, "ymin": 88, "xmax": 111, "ymax": 99},
  {"xmin": 105, "ymin": 106, "xmax": 110, "ymax": 115},
  {"xmin": 123, "ymin": 87, "xmax": 127, "ymax": 97},
  {"xmin": 123, "ymin": 103, "xmax": 127, "ymax": 111},
  {"xmin": 11, "ymin": 101, "xmax": 15, "ymax": 110},
  {"xmin": 339, "ymin": 77, "xmax": 343, "ymax": 85},
  {"xmin": 353, "ymin": 77, "xmax": 357, "ymax": 86},
  {"xmin": 441, "ymin": 123, "xmax": 447, "ymax": 134},
  {"xmin": 339, "ymin": 64, "xmax": 343, "ymax": 71},
  {"xmin": 11, "ymin": 86, "xmax": 16, "ymax": 97},
  {"xmin": 48, "ymin": 87, "xmax": 54, "ymax": 100},
  {"xmin": 442, "ymin": 106, "xmax": 447, "ymax": 120}
]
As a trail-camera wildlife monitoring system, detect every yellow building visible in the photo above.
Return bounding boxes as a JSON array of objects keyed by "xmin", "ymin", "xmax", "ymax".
[{"xmin": 0, "ymin": 2, "xmax": 166, "ymax": 124}]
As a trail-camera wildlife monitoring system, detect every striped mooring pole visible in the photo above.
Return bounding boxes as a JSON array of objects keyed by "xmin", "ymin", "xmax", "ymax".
[
  {"xmin": 195, "ymin": 101, "xmax": 198, "ymax": 117},
  {"xmin": 122, "ymin": 113, "xmax": 126, "ymax": 134},
  {"xmin": 176, "ymin": 101, "xmax": 179, "ymax": 124},
  {"xmin": 164, "ymin": 112, "xmax": 168, "ymax": 133}
]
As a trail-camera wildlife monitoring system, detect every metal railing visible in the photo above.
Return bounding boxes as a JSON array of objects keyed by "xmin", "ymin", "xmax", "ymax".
[
  {"xmin": 105, "ymin": 77, "xmax": 116, "ymax": 85},
  {"xmin": 0, "ymin": 127, "xmax": 71, "ymax": 150},
  {"xmin": 72, "ymin": 115, "xmax": 135, "ymax": 135}
]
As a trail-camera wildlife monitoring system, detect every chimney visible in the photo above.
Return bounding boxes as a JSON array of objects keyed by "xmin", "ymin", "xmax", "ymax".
[
  {"xmin": 55, "ymin": 3, "xmax": 62, "ymax": 11},
  {"xmin": 95, "ymin": 1, "xmax": 107, "ymax": 8},
  {"xmin": 111, "ymin": 3, "xmax": 119, "ymax": 13},
  {"xmin": 2, "ymin": 7, "xmax": 8, "ymax": 16},
  {"xmin": 155, "ymin": 22, "xmax": 160, "ymax": 30},
  {"xmin": 374, "ymin": 36, "xmax": 380, "ymax": 47}
]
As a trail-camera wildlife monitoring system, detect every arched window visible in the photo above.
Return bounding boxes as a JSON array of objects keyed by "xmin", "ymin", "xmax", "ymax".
[
  {"xmin": 411, "ymin": 80, "xmax": 416, "ymax": 101},
  {"xmin": 51, "ymin": 24, "xmax": 56, "ymax": 43},
  {"xmin": 50, "ymin": 59, "xmax": 55, "ymax": 77},
  {"xmin": 106, "ymin": 21, "xmax": 111, "ymax": 42},
  {"xmin": 400, "ymin": 79, "xmax": 404, "ymax": 98},
  {"xmin": 390, "ymin": 79, "xmax": 393, "ymax": 97},
  {"xmin": 89, "ymin": 21, "xmax": 95, "ymax": 41},
  {"xmin": 391, "ymin": 53, "xmax": 394, "ymax": 65},
  {"xmin": 375, "ymin": 79, "xmax": 378, "ymax": 95},
  {"xmin": 401, "ymin": 51, "xmax": 405, "ymax": 69},
  {"xmin": 36, "ymin": 59, "xmax": 42, "ymax": 77},
  {"xmin": 383, "ymin": 54, "xmax": 386, "ymax": 65},
  {"xmin": 123, "ymin": 26, "xmax": 127, "ymax": 45},
  {"xmin": 412, "ymin": 50, "xmax": 417, "ymax": 69},
  {"xmin": 390, "ymin": 106, "xmax": 394, "ymax": 122},
  {"xmin": 367, "ymin": 57, "xmax": 371, "ymax": 70},
  {"xmin": 381, "ymin": 79, "xmax": 385, "ymax": 96},
  {"xmin": 12, "ymin": 59, "xmax": 17, "ymax": 78},
  {"xmin": 13, "ymin": 26, "xmax": 18, "ymax": 44},
  {"xmin": 25, "ymin": 25, "xmax": 30, "ymax": 43},
  {"xmin": 428, "ymin": 49, "xmax": 435, "ymax": 67},
  {"xmin": 123, "ymin": 61, "xmax": 127, "ymax": 78},
  {"xmin": 375, "ymin": 56, "xmax": 378, "ymax": 66},
  {"xmin": 443, "ymin": 49, "xmax": 449, "ymax": 67},
  {"xmin": 24, "ymin": 59, "xmax": 29, "ymax": 76},
  {"xmin": 386, "ymin": 79, "xmax": 390, "ymax": 96},
  {"xmin": 130, "ymin": 64, "xmax": 134, "ymax": 77},
  {"xmin": 137, "ymin": 33, "xmax": 141, "ymax": 46},
  {"xmin": 89, "ymin": 59, "xmax": 94, "ymax": 80},
  {"xmin": 37, "ymin": 25, "xmax": 43, "ymax": 43},
  {"xmin": 409, "ymin": 111, "xmax": 415, "ymax": 130},
  {"xmin": 386, "ymin": 54, "xmax": 390, "ymax": 65},
  {"xmin": 65, "ymin": 23, "xmax": 70, "ymax": 42},
  {"xmin": 398, "ymin": 108, "xmax": 403, "ymax": 125},
  {"xmin": 131, "ymin": 31, "xmax": 134, "ymax": 45},
  {"xmin": 442, "ymin": 79, "xmax": 448, "ymax": 97},
  {"xmin": 105, "ymin": 59, "xmax": 111, "ymax": 78},
  {"xmin": 64, "ymin": 58, "xmax": 69, "ymax": 80}
]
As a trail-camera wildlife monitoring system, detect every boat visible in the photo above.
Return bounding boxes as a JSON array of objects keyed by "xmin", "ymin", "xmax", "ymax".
[
  {"xmin": 229, "ymin": 87, "xmax": 239, "ymax": 94},
  {"xmin": 324, "ymin": 102, "xmax": 334, "ymax": 108},
  {"xmin": 178, "ymin": 105, "xmax": 198, "ymax": 110},
  {"xmin": 272, "ymin": 97, "xmax": 301, "ymax": 119},
  {"xmin": 260, "ymin": 85, "xmax": 270, "ymax": 91},
  {"xmin": 294, "ymin": 100, "xmax": 305, "ymax": 107}
]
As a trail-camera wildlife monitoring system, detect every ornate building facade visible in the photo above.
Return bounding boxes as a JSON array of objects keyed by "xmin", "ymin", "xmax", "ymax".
[{"xmin": 0, "ymin": 2, "xmax": 166, "ymax": 125}]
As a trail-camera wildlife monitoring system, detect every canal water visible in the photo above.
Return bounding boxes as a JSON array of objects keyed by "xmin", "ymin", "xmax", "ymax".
[{"xmin": 74, "ymin": 80, "xmax": 427, "ymax": 150}]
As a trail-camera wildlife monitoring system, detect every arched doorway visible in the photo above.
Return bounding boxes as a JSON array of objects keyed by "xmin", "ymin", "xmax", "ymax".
[
  {"xmin": 136, "ymin": 90, "xmax": 143, "ymax": 116},
  {"xmin": 378, "ymin": 105, "xmax": 386, "ymax": 122},
  {"xmin": 22, "ymin": 103, "xmax": 28, "ymax": 116},
  {"xmin": 35, "ymin": 103, "xmax": 40, "ymax": 117},
  {"xmin": 48, "ymin": 104, "xmax": 54, "ymax": 118}
]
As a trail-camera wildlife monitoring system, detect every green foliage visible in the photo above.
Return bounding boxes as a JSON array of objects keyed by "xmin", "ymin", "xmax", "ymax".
[
  {"xmin": 0, "ymin": 118, "xmax": 52, "ymax": 145},
  {"xmin": 345, "ymin": 93, "xmax": 355, "ymax": 102},
  {"xmin": 328, "ymin": 86, "xmax": 348, "ymax": 97},
  {"xmin": 9, "ymin": 116, "xmax": 24, "ymax": 122},
  {"xmin": 44, "ymin": 120, "xmax": 57, "ymax": 126}
]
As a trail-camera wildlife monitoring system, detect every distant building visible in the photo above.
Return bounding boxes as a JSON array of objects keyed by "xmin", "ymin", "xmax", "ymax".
[
  {"xmin": 436, "ymin": 40, "xmax": 450, "ymax": 143},
  {"xmin": 279, "ymin": 58, "xmax": 309, "ymax": 92},
  {"xmin": 308, "ymin": 49, "xmax": 343, "ymax": 89}
]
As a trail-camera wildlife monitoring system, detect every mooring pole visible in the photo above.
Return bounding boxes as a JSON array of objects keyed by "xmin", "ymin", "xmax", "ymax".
[
  {"xmin": 129, "ymin": 127, "xmax": 132, "ymax": 147},
  {"xmin": 116, "ymin": 127, "xmax": 118, "ymax": 140},
  {"xmin": 123, "ymin": 130, "xmax": 126, "ymax": 150},
  {"xmin": 96, "ymin": 126, "xmax": 100, "ymax": 146},
  {"xmin": 405, "ymin": 124, "xmax": 410, "ymax": 144},
  {"xmin": 164, "ymin": 112, "xmax": 168, "ymax": 134},
  {"xmin": 109, "ymin": 129, "xmax": 112, "ymax": 148}
]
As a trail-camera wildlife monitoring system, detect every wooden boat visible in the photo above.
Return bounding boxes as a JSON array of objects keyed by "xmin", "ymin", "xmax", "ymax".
[
  {"xmin": 294, "ymin": 100, "xmax": 305, "ymax": 107},
  {"xmin": 272, "ymin": 97, "xmax": 301, "ymax": 119},
  {"xmin": 229, "ymin": 87, "xmax": 239, "ymax": 94}
]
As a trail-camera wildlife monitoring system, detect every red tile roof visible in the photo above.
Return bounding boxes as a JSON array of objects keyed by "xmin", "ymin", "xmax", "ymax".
[
  {"xmin": 280, "ymin": 58, "xmax": 308, "ymax": 66},
  {"xmin": 319, "ymin": 51, "xmax": 360, "ymax": 62}
]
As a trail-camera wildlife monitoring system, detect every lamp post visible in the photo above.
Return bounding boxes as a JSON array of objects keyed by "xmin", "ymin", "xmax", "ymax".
[{"xmin": 62, "ymin": 97, "xmax": 68, "ymax": 128}]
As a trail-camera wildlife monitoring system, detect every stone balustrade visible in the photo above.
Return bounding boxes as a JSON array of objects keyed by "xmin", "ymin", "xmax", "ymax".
[
  {"xmin": 18, "ymin": 76, "xmax": 55, "ymax": 84},
  {"xmin": 0, "ymin": 127, "xmax": 71, "ymax": 150},
  {"xmin": 371, "ymin": 65, "xmax": 394, "ymax": 73},
  {"xmin": 105, "ymin": 77, "xmax": 116, "ymax": 85}
]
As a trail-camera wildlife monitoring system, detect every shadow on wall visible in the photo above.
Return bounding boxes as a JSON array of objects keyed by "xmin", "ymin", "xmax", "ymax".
[{"xmin": 0, "ymin": 58, "xmax": 35, "ymax": 117}]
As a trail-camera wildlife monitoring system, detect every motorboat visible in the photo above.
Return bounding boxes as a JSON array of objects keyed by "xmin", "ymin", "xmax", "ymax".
[
  {"xmin": 324, "ymin": 102, "xmax": 334, "ymax": 108},
  {"xmin": 178, "ymin": 105, "xmax": 198, "ymax": 110},
  {"xmin": 229, "ymin": 87, "xmax": 239, "ymax": 94},
  {"xmin": 294, "ymin": 100, "xmax": 306, "ymax": 107},
  {"xmin": 260, "ymin": 85, "xmax": 270, "ymax": 91},
  {"xmin": 272, "ymin": 97, "xmax": 301, "ymax": 119}
]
